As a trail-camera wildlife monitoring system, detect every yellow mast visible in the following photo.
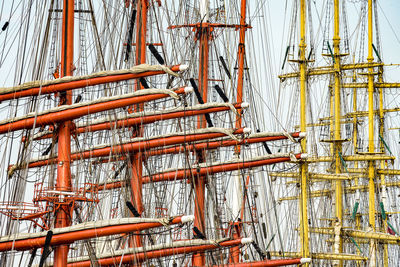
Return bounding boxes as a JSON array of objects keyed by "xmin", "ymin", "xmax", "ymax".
[
  {"xmin": 299, "ymin": 0, "xmax": 310, "ymax": 262},
  {"xmin": 332, "ymin": 1, "xmax": 343, "ymax": 265},
  {"xmin": 352, "ymin": 46, "xmax": 362, "ymax": 267},
  {"xmin": 377, "ymin": 54, "xmax": 388, "ymax": 267},
  {"xmin": 278, "ymin": 2, "xmax": 399, "ymax": 264},
  {"xmin": 379, "ymin": 74, "xmax": 389, "ymax": 267},
  {"xmin": 372, "ymin": 12, "xmax": 388, "ymax": 267},
  {"xmin": 367, "ymin": 0, "xmax": 377, "ymax": 265}
]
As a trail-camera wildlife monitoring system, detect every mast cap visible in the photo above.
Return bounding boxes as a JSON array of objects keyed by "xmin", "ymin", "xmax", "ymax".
[
  {"xmin": 240, "ymin": 237, "xmax": 253, "ymax": 244},
  {"xmin": 299, "ymin": 132, "xmax": 307, "ymax": 138},
  {"xmin": 243, "ymin": 128, "xmax": 252, "ymax": 134},
  {"xmin": 241, "ymin": 102, "xmax": 249, "ymax": 108},
  {"xmin": 184, "ymin": 86, "xmax": 194, "ymax": 93},
  {"xmin": 181, "ymin": 215, "xmax": 195, "ymax": 223},
  {"xmin": 179, "ymin": 64, "xmax": 189, "ymax": 71},
  {"xmin": 300, "ymin": 258, "xmax": 312, "ymax": 264}
]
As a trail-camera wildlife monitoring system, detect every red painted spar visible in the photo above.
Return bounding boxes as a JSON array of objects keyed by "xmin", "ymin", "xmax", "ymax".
[
  {"xmin": 86, "ymin": 132, "xmax": 304, "ymax": 163},
  {"xmin": 97, "ymin": 153, "xmax": 306, "ymax": 191},
  {"xmin": 0, "ymin": 86, "xmax": 192, "ymax": 134},
  {"xmin": 9, "ymin": 128, "xmax": 247, "ymax": 170},
  {"xmin": 0, "ymin": 65, "xmax": 188, "ymax": 102},
  {"xmin": 67, "ymin": 238, "xmax": 253, "ymax": 267},
  {"xmin": 146, "ymin": 131, "xmax": 304, "ymax": 157},
  {"xmin": 142, "ymin": 153, "xmax": 305, "ymax": 183},
  {"xmin": 0, "ymin": 215, "xmax": 194, "ymax": 252},
  {"xmin": 30, "ymin": 102, "xmax": 247, "ymax": 141}
]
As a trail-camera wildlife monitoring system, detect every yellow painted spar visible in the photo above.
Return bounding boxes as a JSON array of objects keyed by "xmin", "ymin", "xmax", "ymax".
[
  {"xmin": 367, "ymin": 1, "xmax": 377, "ymax": 264},
  {"xmin": 278, "ymin": 62, "xmax": 383, "ymax": 79},
  {"xmin": 298, "ymin": 0, "xmax": 310, "ymax": 263},
  {"xmin": 269, "ymin": 172, "xmax": 357, "ymax": 180},
  {"xmin": 279, "ymin": 180, "xmax": 400, "ymax": 201},
  {"xmin": 268, "ymin": 251, "xmax": 368, "ymax": 261},
  {"xmin": 332, "ymin": 1, "xmax": 343, "ymax": 263},
  {"xmin": 309, "ymin": 227, "xmax": 400, "ymax": 243},
  {"xmin": 341, "ymin": 82, "xmax": 400, "ymax": 88}
]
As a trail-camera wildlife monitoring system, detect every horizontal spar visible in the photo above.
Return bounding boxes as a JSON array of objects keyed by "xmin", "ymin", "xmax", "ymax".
[
  {"xmin": 0, "ymin": 87, "xmax": 191, "ymax": 134},
  {"xmin": 66, "ymin": 238, "xmax": 253, "ymax": 267},
  {"xmin": 268, "ymin": 251, "xmax": 367, "ymax": 261},
  {"xmin": 98, "ymin": 153, "xmax": 306, "ymax": 190},
  {"xmin": 306, "ymin": 154, "xmax": 395, "ymax": 162},
  {"xmin": 0, "ymin": 215, "xmax": 194, "ymax": 252},
  {"xmin": 309, "ymin": 227, "xmax": 400, "ymax": 243},
  {"xmin": 146, "ymin": 131, "xmax": 304, "ymax": 157},
  {"xmin": 213, "ymin": 258, "xmax": 311, "ymax": 267},
  {"xmin": 90, "ymin": 131, "xmax": 305, "ymax": 163},
  {"xmin": 279, "ymin": 180, "xmax": 400, "ymax": 201},
  {"xmin": 29, "ymin": 102, "xmax": 248, "ymax": 141},
  {"xmin": 0, "ymin": 64, "xmax": 187, "ymax": 102},
  {"xmin": 278, "ymin": 62, "xmax": 383, "ymax": 80},
  {"xmin": 269, "ymin": 172, "xmax": 357, "ymax": 181},
  {"xmin": 143, "ymin": 153, "xmax": 305, "ymax": 183},
  {"xmin": 318, "ymin": 107, "xmax": 400, "ymax": 120},
  {"xmin": 8, "ymin": 128, "xmax": 247, "ymax": 175},
  {"xmin": 341, "ymin": 82, "xmax": 400, "ymax": 88},
  {"xmin": 347, "ymin": 168, "xmax": 400, "ymax": 176}
]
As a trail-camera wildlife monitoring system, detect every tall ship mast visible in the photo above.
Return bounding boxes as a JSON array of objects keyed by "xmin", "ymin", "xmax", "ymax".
[
  {"xmin": 275, "ymin": 0, "xmax": 400, "ymax": 266},
  {"xmin": 0, "ymin": 0, "xmax": 308, "ymax": 266},
  {"xmin": 0, "ymin": 0, "xmax": 399, "ymax": 266}
]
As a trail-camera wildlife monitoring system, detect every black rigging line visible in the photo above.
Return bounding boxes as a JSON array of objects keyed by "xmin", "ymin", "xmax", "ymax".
[
  {"xmin": 193, "ymin": 226, "xmax": 207, "ymax": 240},
  {"xmin": 257, "ymin": 129, "xmax": 272, "ymax": 154},
  {"xmin": 1, "ymin": 21, "xmax": 8, "ymax": 31},
  {"xmin": 125, "ymin": 9, "xmax": 137, "ymax": 62},
  {"xmin": 38, "ymin": 231, "xmax": 53, "ymax": 267},
  {"xmin": 113, "ymin": 162, "xmax": 127, "ymax": 180},
  {"xmin": 148, "ymin": 44, "xmax": 165, "ymax": 64},
  {"xmin": 189, "ymin": 78, "xmax": 213, "ymax": 127},
  {"xmin": 251, "ymin": 241, "xmax": 266, "ymax": 260},
  {"xmin": 26, "ymin": 248, "xmax": 37, "ymax": 267},
  {"xmin": 139, "ymin": 77, "xmax": 150, "ymax": 88},
  {"xmin": 74, "ymin": 94, "xmax": 82, "ymax": 103},
  {"xmin": 218, "ymin": 56, "xmax": 231, "ymax": 79},
  {"xmin": 213, "ymin": 84, "xmax": 229, "ymax": 103},
  {"xmin": 126, "ymin": 201, "xmax": 141, "ymax": 217}
]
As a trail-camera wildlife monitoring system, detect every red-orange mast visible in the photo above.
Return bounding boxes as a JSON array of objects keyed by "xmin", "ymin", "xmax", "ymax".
[
  {"xmin": 130, "ymin": 0, "xmax": 148, "ymax": 214},
  {"xmin": 0, "ymin": 1, "xmax": 311, "ymax": 265},
  {"xmin": 235, "ymin": 0, "xmax": 247, "ymax": 131},
  {"xmin": 54, "ymin": 0, "xmax": 74, "ymax": 266},
  {"xmin": 230, "ymin": 0, "xmax": 247, "ymax": 263},
  {"xmin": 192, "ymin": 1, "xmax": 210, "ymax": 266},
  {"xmin": 129, "ymin": 0, "xmax": 148, "ymax": 256}
]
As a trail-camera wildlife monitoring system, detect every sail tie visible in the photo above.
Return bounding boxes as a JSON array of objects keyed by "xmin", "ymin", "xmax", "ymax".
[
  {"xmin": 158, "ymin": 217, "xmax": 172, "ymax": 227},
  {"xmin": 227, "ymin": 103, "xmax": 240, "ymax": 116},
  {"xmin": 132, "ymin": 88, "xmax": 180, "ymax": 100},
  {"xmin": 217, "ymin": 128, "xmax": 239, "ymax": 141},
  {"xmin": 289, "ymin": 152, "xmax": 298, "ymax": 162},
  {"xmin": 8, "ymin": 163, "xmax": 25, "ymax": 178},
  {"xmin": 143, "ymin": 64, "xmax": 179, "ymax": 77},
  {"xmin": 283, "ymin": 131, "xmax": 297, "ymax": 143}
]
